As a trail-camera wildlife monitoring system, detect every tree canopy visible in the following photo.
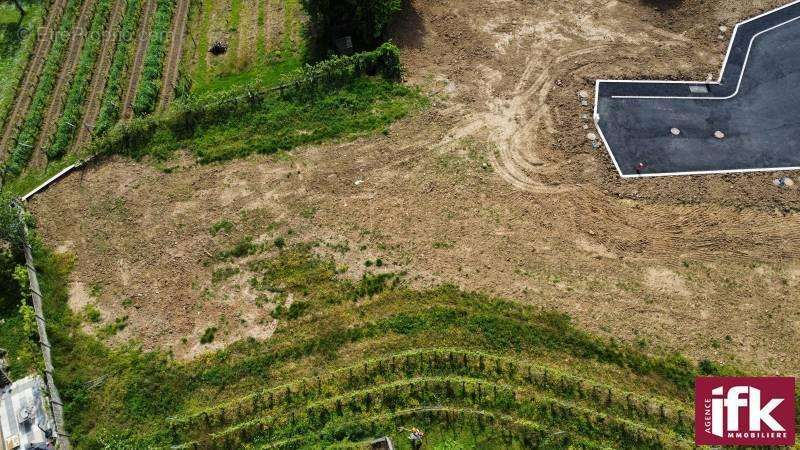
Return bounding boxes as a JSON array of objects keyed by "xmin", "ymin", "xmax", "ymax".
[
  {"xmin": 301, "ymin": 0, "xmax": 403, "ymax": 58},
  {"xmin": 0, "ymin": 192, "xmax": 24, "ymax": 250},
  {"xmin": 2, "ymin": 0, "xmax": 25, "ymax": 16}
]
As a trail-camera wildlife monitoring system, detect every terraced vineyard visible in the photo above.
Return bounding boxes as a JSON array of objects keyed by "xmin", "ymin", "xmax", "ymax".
[
  {"xmin": 81, "ymin": 244, "xmax": 708, "ymax": 448},
  {"xmin": 168, "ymin": 350, "xmax": 695, "ymax": 449}
]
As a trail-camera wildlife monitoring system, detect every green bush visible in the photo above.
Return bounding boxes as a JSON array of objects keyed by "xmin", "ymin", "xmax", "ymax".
[
  {"xmin": 301, "ymin": 0, "xmax": 402, "ymax": 58},
  {"xmin": 0, "ymin": 191, "xmax": 25, "ymax": 248},
  {"xmin": 200, "ymin": 327, "xmax": 217, "ymax": 344}
]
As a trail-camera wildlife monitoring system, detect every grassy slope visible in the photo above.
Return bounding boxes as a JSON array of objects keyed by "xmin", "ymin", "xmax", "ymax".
[{"xmin": 112, "ymin": 77, "xmax": 426, "ymax": 164}]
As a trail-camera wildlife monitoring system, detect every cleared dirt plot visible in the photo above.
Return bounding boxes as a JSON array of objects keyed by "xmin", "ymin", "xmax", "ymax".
[
  {"xmin": 5, "ymin": 0, "xmax": 800, "ymax": 447},
  {"xmin": 29, "ymin": 0, "xmax": 800, "ymax": 379}
]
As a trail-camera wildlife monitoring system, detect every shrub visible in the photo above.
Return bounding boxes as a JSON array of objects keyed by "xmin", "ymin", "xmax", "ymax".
[
  {"xmin": 200, "ymin": 327, "xmax": 218, "ymax": 344},
  {"xmin": 0, "ymin": 192, "xmax": 25, "ymax": 248},
  {"xmin": 301, "ymin": 0, "xmax": 403, "ymax": 58}
]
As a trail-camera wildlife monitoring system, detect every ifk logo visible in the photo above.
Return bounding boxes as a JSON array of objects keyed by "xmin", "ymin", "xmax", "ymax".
[{"xmin": 696, "ymin": 377, "xmax": 796, "ymax": 445}]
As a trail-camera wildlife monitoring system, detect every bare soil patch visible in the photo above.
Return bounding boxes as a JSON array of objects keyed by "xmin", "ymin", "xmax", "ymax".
[{"xmin": 30, "ymin": 0, "xmax": 800, "ymax": 374}]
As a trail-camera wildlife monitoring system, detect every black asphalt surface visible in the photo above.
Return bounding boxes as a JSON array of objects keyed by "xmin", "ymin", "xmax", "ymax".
[{"xmin": 595, "ymin": 1, "xmax": 800, "ymax": 176}]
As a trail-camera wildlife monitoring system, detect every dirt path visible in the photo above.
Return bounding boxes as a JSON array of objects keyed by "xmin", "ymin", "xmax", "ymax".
[
  {"xmin": 32, "ymin": 0, "xmax": 97, "ymax": 169},
  {"xmin": 235, "ymin": 0, "xmax": 260, "ymax": 70},
  {"xmin": 0, "ymin": 0, "xmax": 69, "ymax": 162},
  {"xmin": 121, "ymin": 0, "xmax": 157, "ymax": 120},
  {"xmin": 263, "ymin": 0, "xmax": 272, "ymax": 50},
  {"xmin": 156, "ymin": 0, "xmax": 190, "ymax": 112},
  {"xmin": 265, "ymin": 0, "xmax": 283, "ymax": 51},
  {"xmin": 72, "ymin": 0, "xmax": 126, "ymax": 152}
]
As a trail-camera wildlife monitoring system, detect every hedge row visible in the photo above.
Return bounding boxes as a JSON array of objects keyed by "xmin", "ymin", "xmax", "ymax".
[
  {"xmin": 283, "ymin": 42, "xmax": 402, "ymax": 96},
  {"xmin": 5, "ymin": 0, "xmax": 84, "ymax": 174},
  {"xmin": 92, "ymin": 0, "xmax": 141, "ymax": 137},
  {"xmin": 131, "ymin": 0, "xmax": 174, "ymax": 116},
  {"xmin": 48, "ymin": 0, "xmax": 115, "ymax": 159}
]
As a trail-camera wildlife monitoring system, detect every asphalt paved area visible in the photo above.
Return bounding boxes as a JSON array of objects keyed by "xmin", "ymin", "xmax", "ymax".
[{"xmin": 595, "ymin": 1, "xmax": 800, "ymax": 177}]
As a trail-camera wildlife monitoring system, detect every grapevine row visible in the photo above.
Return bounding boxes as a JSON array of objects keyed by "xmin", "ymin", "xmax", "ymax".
[
  {"xmin": 173, "ymin": 376, "xmax": 687, "ymax": 450},
  {"xmin": 47, "ymin": 0, "xmax": 114, "ymax": 159},
  {"xmin": 131, "ymin": 0, "xmax": 174, "ymax": 116},
  {"xmin": 5, "ymin": 0, "xmax": 83, "ymax": 174},
  {"xmin": 170, "ymin": 348, "xmax": 693, "ymax": 436},
  {"xmin": 92, "ymin": 0, "xmax": 142, "ymax": 137}
]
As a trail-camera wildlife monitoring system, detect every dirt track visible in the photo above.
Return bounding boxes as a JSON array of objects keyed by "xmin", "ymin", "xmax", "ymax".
[
  {"xmin": 30, "ymin": 0, "xmax": 800, "ymax": 375},
  {"xmin": 156, "ymin": 0, "xmax": 190, "ymax": 112},
  {"xmin": 32, "ymin": 0, "xmax": 97, "ymax": 169},
  {"xmin": 73, "ymin": 0, "xmax": 126, "ymax": 152},
  {"xmin": 0, "ymin": 0, "xmax": 68, "ymax": 161},
  {"xmin": 121, "ymin": 0, "xmax": 157, "ymax": 120}
]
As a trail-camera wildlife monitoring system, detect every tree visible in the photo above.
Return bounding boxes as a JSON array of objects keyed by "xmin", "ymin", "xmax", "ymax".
[
  {"xmin": 301, "ymin": 0, "xmax": 403, "ymax": 58},
  {"xmin": 0, "ymin": 192, "xmax": 25, "ymax": 250},
  {"xmin": 3, "ymin": 0, "xmax": 25, "ymax": 17}
]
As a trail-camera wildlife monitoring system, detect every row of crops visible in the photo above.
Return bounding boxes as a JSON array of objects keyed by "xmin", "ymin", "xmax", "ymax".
[
  {"xmin": 5, "ymin": 0, "xmax": 82, "ymax": 174},
  {"xmin": 167, "ymin": 349, "xmax": 694, "ymax": 449},
  {"xmin": 1, "ymin": 0, "xmax": 181, "ymax": 177},
  {"xmin": 47, "ymin": 0, "xmax": 114, "ymax": 159},
  {"xmin": 131, "ymin": 0, "xmax": 174, "ymax": 116}
]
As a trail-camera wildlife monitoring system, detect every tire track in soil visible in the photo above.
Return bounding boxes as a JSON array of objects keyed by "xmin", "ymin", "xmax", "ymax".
[
  {"xmin": 32, "ymin": 0, "xmax": 97, "ymax": 169},
  {"xmin": 0, "ymin": 0, "xmax": 69, "ymax": 162},
  {"xmin": 156, "ymin": 0, "xmax": 190, "ymax": 112},
  {"xmin": 121, "ymin": 0, "xmax": 157, "ymax": 120},
  {"xmin": 73, "ymin": 0, "xmax": 126, "ymax": 152}
]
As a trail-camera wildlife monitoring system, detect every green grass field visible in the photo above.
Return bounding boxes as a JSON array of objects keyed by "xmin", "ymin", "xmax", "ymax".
[{"xmin": 95, "ymin": 76, "xmax": 426, "ymax": 165}]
